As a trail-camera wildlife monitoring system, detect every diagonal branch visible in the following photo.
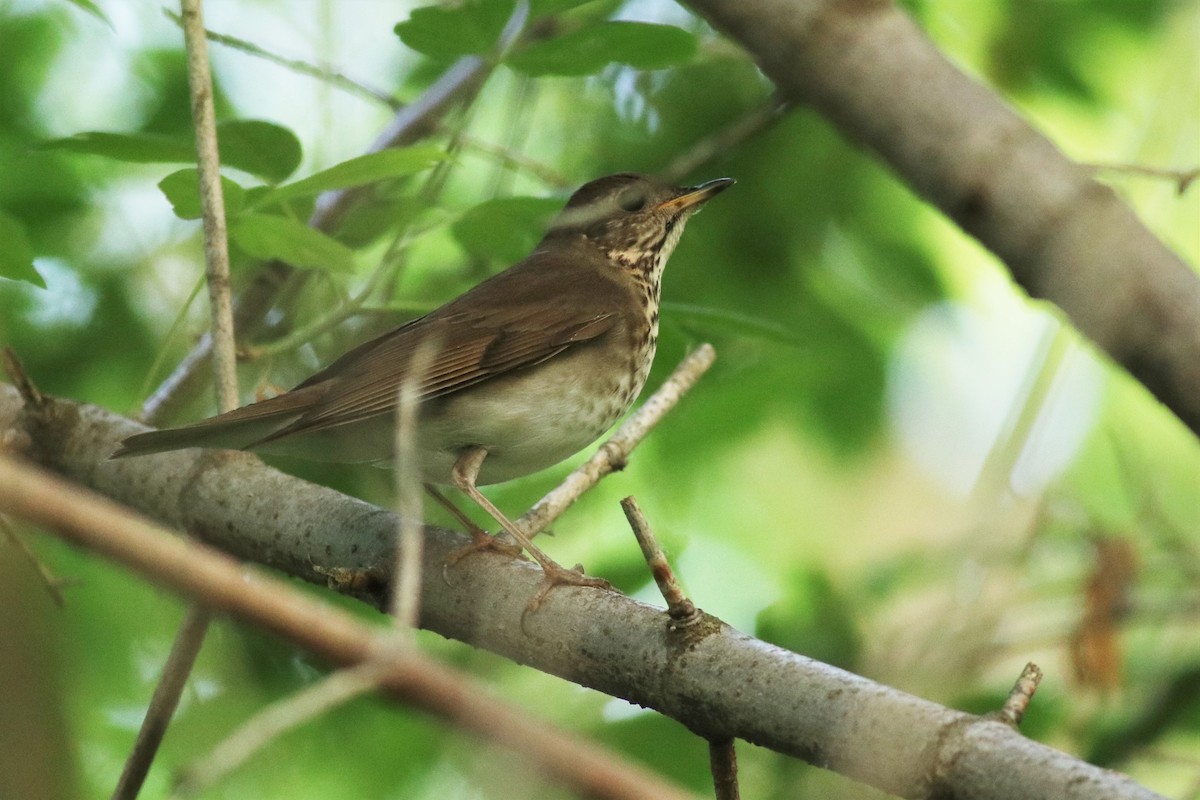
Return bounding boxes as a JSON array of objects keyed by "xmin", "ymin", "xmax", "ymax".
[{"xmin": 0, "ymin": 383, "xmax": 1168, "ymax": 800}]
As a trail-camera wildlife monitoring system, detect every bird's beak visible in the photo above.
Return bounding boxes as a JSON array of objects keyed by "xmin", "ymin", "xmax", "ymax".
[{"xmin": 655, "ymin": 177, "xmax": 735, "ymax": 214}]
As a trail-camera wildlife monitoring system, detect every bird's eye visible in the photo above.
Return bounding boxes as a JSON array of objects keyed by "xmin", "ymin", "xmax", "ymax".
[{"xmin": 618, "ymin": 189, "xmax": 647, "ymax": 212}]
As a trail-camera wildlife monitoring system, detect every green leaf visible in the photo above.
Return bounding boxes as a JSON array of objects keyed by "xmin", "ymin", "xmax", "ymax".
[
  {"xmin": 214, "ymin": 119, "xmax": 302, "ymax": 183},
  {"xmin": 0, "ymin": 212, "xmax": 44, "ymax": 288},
  {"xmin": 230, "ymin": 214, "xmax": 356, "ymax": 274},
  {"xmin": 157, "ymin": 168, "xmax": 246, "ymax": 220},
  {"xmin": 394, "ymin": 1, "xmax": 516, "ymax": 58},
  {"xmin": 40, "ymin": 119, "xmax": 302, "ymax": 183},
  {"xmin": 507, "ymin": 22, "xmax": 697, "ymax": 76},
  {"xmin": 40, "ymin": 131, "xmax": 194, "ymax": 163},
  {"xmin": 254, "ymin": 146, "xmax": 446, "ymax": 208},
  {"xmin": 451, "ymin": 197, "xmax": 561, "ymax": 264}
]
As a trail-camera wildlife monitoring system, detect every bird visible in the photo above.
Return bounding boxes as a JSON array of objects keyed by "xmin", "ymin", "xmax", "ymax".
[{"xmin": 114, "ymin": 172, "xmax": 734, "ymax": 593}]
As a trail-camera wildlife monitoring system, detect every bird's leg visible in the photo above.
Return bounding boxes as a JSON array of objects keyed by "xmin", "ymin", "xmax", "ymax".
[
  {"xmin": 425, "ymin": 482, "xmax": 521, "ymax": 557},
  {"xmin": 447, "ymin": 446, "xmax": 610, "ymax": 604}
]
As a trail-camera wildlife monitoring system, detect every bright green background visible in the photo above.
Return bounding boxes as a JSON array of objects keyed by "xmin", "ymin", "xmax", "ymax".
[{"xmin": 1, "ymin": 1, "xmax": 1198, "ymax": 798}]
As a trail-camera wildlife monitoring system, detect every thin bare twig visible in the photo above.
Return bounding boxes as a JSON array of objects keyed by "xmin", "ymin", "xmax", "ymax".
[
  {"xmin": 112, "ymin": 604, "xmax": 210, "ymax": 800},
  {"xmin": 1, "ymin": 348, "xmax": 45, "ymax": 410},
  {"xmin": 517, "ymin": 343, "xmax": 716, "ymax": 538},
  {"xmin": 620, "ymin": 497, "xmax": 699, "ymax": 626},
  {"xmin": 162, "ymin": 9, "xmax": 400, "ymax": 110},
  {"xmin": 0, "ymin": 515, "xmax": 69, "ymax": 607},
  {"xmin": 1084, "ymin": 162, "xmax": 1199, "ymax": 196},
  {"xmin": 458, "ymin": 131, "xmax": 571, "ymax": 188},
  {"xmin": 661, "ymin": 99, "xmax": 787, "ymax": 183},
  {"xmin": 995, "ymin": 662, "xmax": 1043, "ymax": 729},
  {"xmin": 708, "ymin": 738, "xmax": 740, "ymax": 800},
  {"xmin": 0, "ymin": 453, "xmax": 698, "ymax": 800},
  {"xmin": 173, "ymin": 661, "xmax": 391, "ymax": 798}
]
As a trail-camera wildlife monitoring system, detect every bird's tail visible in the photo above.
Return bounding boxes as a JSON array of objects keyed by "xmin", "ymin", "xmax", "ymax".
[{"xmin": 110, "ymin": 387, "xmax": 320, "ymax": 459}]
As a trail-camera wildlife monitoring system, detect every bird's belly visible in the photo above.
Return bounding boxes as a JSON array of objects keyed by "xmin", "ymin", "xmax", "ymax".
[{"xmin": 418, "ymin": 344, "xmax": 652, "ymax": 485}]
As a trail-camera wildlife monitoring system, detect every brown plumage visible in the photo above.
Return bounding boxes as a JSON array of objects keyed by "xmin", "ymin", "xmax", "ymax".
[{"xmin": 114, "ymin": 173, "xmax": 733, "ymax": 489}]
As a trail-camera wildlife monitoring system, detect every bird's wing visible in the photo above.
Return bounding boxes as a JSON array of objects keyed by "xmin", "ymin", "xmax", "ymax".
[{"xmin": 254, "ymin": 249, "xmax": 629, "ymax": 442}]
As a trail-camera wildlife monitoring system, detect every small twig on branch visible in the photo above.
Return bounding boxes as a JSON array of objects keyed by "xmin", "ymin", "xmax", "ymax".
[
  {"xmin": 518, "ymin": 343, "xmax": 716, "ymax": 538},
  {"xmin": 708, "ymin": 738, "xmax": 740, "ymax": 800},
  {"xmin": 994, "ymin": 662, "xmax": 1044, "ymax": 729},
  {"xmin": 622, "ymin": 496, "xmax": 734, "ymax": 797},
  {"xmin": 1, "ymin": 348, "xmax": 45, "ymax": 411},
  {"xmin": 1084, "ymin": 162, "xmax": 1199, "ymax": 196},
  {"xmin": 620, "ymin": 496, "xmax": 699, "ymax": 626},
  {"xmin": 0, "ymin": 453, "xmax": 698, "ymax": 800}
]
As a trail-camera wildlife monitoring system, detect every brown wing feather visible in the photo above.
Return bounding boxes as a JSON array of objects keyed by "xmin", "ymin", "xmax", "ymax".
[{"xmin": 252, "ymin": 244, "xmax": 631, "ymax": 444}]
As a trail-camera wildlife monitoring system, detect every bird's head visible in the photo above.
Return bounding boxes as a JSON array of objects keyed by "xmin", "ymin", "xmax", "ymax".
[{"xmin": 543, "ymin": 173, "xmax": 734, "ymax": 276}]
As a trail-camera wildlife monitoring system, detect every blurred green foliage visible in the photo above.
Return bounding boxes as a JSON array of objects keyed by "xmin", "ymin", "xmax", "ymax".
[{"xmin": 1, "ymin": 1, "xmax": 1197, "ymax": 798}]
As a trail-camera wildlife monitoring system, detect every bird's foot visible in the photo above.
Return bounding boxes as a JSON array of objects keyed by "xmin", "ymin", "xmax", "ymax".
[
  {"xmin": 525, "ymin": 559, "xmax": 612, "ymax": 613},
  {"xmin": 444, "ymin": 529, "xmax": 525, "ymax": 581}
]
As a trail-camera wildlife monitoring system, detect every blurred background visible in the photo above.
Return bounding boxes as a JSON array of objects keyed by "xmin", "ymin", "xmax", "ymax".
[{"xmin": 1, "ymin": 0, "xmax": 1197, "ymax": 797}]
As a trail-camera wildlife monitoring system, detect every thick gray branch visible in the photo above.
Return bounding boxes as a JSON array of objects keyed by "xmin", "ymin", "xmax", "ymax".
[
  {"xmin": 682, "ymin": 0, "xmax": 1200, "ymax": 437},
  {"xmin": 1, "ymin": 386, "xmax": 1164, "ymax": 800}
]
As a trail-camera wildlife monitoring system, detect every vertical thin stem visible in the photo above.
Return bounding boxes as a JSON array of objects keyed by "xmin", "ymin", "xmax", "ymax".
[
  {"xmin": 183, "ymin": 0, "xmax": 238, "ymax": 412},
  {"xmin": 111, "ymin": 605, "xmax": 210, "ymax": 799},
  {"xmin": 391, "ymin": 343, "xmax": 437, "ymax": 627},
  {"xmin": 113, "ymin": 2, "xmax": 235, "ymax": 795},
  {"xmin": 708, "ymin": 738, "xmax": 740, "ymax": 800}
]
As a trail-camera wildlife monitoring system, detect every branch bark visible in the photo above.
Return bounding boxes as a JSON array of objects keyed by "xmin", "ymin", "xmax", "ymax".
[
  {"xmin": 681, "ymin": 0, "xmax": 1200, "ymax": 438},
  {"xmin": 0, "ymin": 451, "xmax": 698, "ymax": 800},
  {"xmin": 0, "ymin": 384, "xmax": 1166, "ymax": 800}
]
